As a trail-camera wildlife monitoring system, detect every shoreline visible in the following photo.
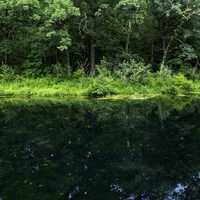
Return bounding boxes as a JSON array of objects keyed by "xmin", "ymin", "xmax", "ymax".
[{"xmin": 0, "ymin": 76, "xmax": 200, "ymax": 99}]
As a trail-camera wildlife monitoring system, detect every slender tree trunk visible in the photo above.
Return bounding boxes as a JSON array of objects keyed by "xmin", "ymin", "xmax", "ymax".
[
  {"xmin": 160, "ymin": 16, "xmax": 192, "ymax": 70},
  {"xmin": 125, "ymin": 21, "xmax": 132, "ymax": 54},
  {"xmin": 161, "ymin": 35, "xmax": 174, "ymax": 70},
  {"xmin": 4, "ymin": 52, "xmax": 7, "ymax": 65},
  {"xmin": 151, "ymin": 42, "xmax": 154, "ymax": 65},
  {"xmin": 55, "ymin": 49, "xmax": 58, "ymax": 64},
  {"xmin": 66, "ymin": 50, "xmax": 71, "ymax": 76},
  {"xmin": 4, "ymin": 8, "xmax": 8, "ymax": 65},
  {"xmin": 90, "ymin": 40, "xmax": 96, "ymax": 76}
]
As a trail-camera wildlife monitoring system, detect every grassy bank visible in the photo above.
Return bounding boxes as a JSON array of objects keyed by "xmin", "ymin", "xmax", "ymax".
[
  {"xmin": 0, "ymin": 76, "xmax": 142, "ymax": 97},
  {"xmin": 0, "ymin": 72, "xmax": 200, "ymax": 98}
]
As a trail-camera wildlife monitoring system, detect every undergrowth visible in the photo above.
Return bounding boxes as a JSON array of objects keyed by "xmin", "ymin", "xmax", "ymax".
[{"xmin": 0, "ymin": 62, "xmax": 199, "ymax": 98}]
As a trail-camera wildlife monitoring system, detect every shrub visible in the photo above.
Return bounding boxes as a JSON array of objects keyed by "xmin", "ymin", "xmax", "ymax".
[
  {"xmin": 73, "ymin": 68, "xmax": 86, "ymax": 79},
  {"xmin": 161, "ymin": 85, "xmax": 179, "ymax": 96},
  {"xmin": 87, "ymin": 84, "xmax": 117, "ymax": 97},
  {"xmin": 180, "ymin": 66, "xmax": 200, "ymax": 81},
  {"xmin": 96, "ymin": 62, "xmax": 112, "ymax": 77},
  {"xmin": 21, "ymin": 61, "xmax": 43, "ymax": 77},
  {"xmin": 173, "ymin": 73, "xmax": 193, "ymax": 94},
  {"xmin": 0, "ymin": 65, "xmax": 16, "ymax": 80},
  {"xmin": 22, "ymin": 68, "xmax": 43, "ymax": 78},
  {"xmin": 22, "ymin": 63, "xmax": 69, "ymax": 78},
  {"xmin": 160, "ymin": 73, "xmax": 193, "ymax": 95},
  {"xmin": 147, "ymin": 67, "xmax": 173, "ymax": 90},
  {"xmin": 86, "ymin": 76, "xmax": 117, "ymax": 97},
  {"xmin": 51, "ymin": 64, "xmax": 68, "ymax": 78},
  {"xmin": 116, "ymin": 59, "xmax": 150, "ymax": 84},
  {"xmin": 98, "ymin": 58, "xmax": 112, "ymax": 69},
  {"xmin": 157, "ymin": 67, "xmax": 172, "ymax": 80}
]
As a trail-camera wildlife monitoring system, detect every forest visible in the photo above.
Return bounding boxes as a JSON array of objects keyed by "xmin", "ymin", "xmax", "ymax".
[
  {"xmin": 2, "ymin": 2, "xmax": 200, "ymax": 199},
  {"xmin": 1, "ymin": 0, "xmax": 200, "ymax": 97}
]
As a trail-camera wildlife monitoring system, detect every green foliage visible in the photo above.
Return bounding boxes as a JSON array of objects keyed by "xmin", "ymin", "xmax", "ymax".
[
  {"xmin": 0, "ymin": 65, "xmax": 15, "ymax": 80},
  {"xmin": 21, "ymin": 63, "xmax": 68, "ymax": 78},
  {"xmin": 21, "ymin": 61, "xmax": 43, "ymax": 77},
  {"xmin": 161, "ymin": 85, "xmax": 179, "ymax": 96},
  {"xmin": 87, "ymin": 80, "xmax": 117, "ymax": 97},
  {"xmin": 44, "ymin": 0, "xmax": 80, "ymax": 51},
  {"xmin": 96, "ymin": 60, "xmax": 112, "ymax": 77},
  {"xmin": 116, "ymin": 58, "xmax": 150, "ymax": 84},
  {"xmin": 1, "ymin": 0, "xmax": 200, "ymax": 97},
  {"xmin": 180, "ymin": 66, "xmax": 200, "ymax": 81},
  {"xmin": 87, "ymin": 84, "xmax": 116, "ymax": 97},
  {"xmin": 50, "ymin": 64, "xmax": 68, "ymax": 78},
  {"xmin": 147, "ymin": 67, "xmax": 172, "ymax": 90},
  {"xmin": 155, "ymin": 67, "xmax": 173, "ymax": 83},
  {"xmin": 145, "ymin": 67, "xmax": 195, "ymax": 96},
  {"xmin": 0, "ymin": 72, "xmax": 198, "ymax": 98},
  {"xmin": 116, "ymin": 0, "xmax": 147, "ymax": 23},
  {"xmin": 73, "ymin": 68, "xmax": 86, "ymax": 79},
  {"xmin": 173, "ymin": 73, "xmax": 193, "ymax": 94}
]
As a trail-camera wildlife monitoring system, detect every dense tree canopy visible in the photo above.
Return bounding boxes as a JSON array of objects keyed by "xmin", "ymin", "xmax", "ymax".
[{"xmin": 1, "ymin": 0, "xmax": 200, "ymax": 75}]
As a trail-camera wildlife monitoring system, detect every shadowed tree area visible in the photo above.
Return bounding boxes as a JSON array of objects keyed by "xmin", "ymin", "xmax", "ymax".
[{"xmin": 1, "ymin": 0, "xmax": 200, "ymax": 74}]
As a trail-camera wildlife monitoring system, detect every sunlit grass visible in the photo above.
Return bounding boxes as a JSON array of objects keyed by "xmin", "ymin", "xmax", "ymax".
[{"xmin": 0, "ymin": 74, "xmax": 200, "ymax": 98}]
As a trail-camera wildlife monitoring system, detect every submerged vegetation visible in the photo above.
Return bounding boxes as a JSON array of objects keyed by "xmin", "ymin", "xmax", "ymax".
[{"xmin": 1, "ymin": 0, "xmax": 200, "ymax": 97}]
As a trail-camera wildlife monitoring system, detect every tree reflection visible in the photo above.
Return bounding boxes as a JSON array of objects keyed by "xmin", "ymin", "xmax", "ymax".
[{"xmin": 0, "ymin": 97, "xmax": 200, "ymax": 200}]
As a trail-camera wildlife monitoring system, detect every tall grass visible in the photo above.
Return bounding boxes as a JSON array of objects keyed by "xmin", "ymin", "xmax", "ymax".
[{"xmin": 0, "ymin": 67, "xmax": 199, "ymax": 98}]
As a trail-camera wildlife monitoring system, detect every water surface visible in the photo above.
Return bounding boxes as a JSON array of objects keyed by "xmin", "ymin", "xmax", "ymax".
[{"xmin": 0, "ymin": 97, "xmax": 200, "ymax": 200}]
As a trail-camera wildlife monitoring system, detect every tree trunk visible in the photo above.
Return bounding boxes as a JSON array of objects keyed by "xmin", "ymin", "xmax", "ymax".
[
  {"xmin": 151, "ymin": 43, "xmax": 154, "ymax": 65},
  {"xmin": 125, "ymin": 21, "xmax": 132, "ymax": 54},
  {"xmin": 4, "ymin": 52, "xmax": 7, "ymax": 65},
  {"xmin": 160, "ymin": 18, "xmax": 188, "ymax": 70},
  {"xmin": 161, "ymin": 35, "xmax": 174, "ymax": 70},
  {"xmin": 55, "ymin": 49, "xmax": 58, "ymax": 64},
  {"xmin": 66, "ymin": 50, "xmax": 71, "ymax": 76},
  {"xmin": 90, "ymin": 41, "xmax": 96, "ymax": 76}
]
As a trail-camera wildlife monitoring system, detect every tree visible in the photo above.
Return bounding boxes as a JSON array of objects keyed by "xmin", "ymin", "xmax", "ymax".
[
  {"xmin": 149, "ymin": 0, "xmax": 200, "ymax": 69},
  {"xmin": 0, "ymin": 0, "xmax": 40, "ymax": 65},
  {"xmin": 43, "ymin": 0, "xmax": 79, "ymax": 74},
  {"xmin": 1, "ymin": 0, "xmax": 200, "ymax": 73},
  {"xmin": 116, "ymin": 0, "xmax": 147, "ymax": 54},
  {"xmin": 72, "ymin": 0, "xmax": 121, "ymax": 75}
]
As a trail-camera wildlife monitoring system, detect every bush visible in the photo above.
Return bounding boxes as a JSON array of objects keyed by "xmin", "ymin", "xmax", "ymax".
[
  {"xmin": 51, "ymin": 64, "xmax": 68, "ymax": 78},
  {"xmin": 180, "ymin": 66, "xmax": 200, "ymax": 81},
  {"xmin": 147, "ymin": 67, "xmax": 173, "ymax": 89},
  {"xmin": 21, "ymin": 61, "xmax": 43, "ymax": 77},
  {"xmin": 0, "ymin": 65, "xmax": 16, "ymax": 80},
  {"xmin": 87, "ymin": 84, "xmax": 117, "ymax": 97},
  {"xmin": 173, "ymin": 73, "xmax": 193, "ymax": 94},
  {"xmin": 22, "ymin": 63, "xmax": 69, "ymax": 78},
  {"xmin": 161, "ymin": 85, "xmax": 179, "ymax": 96},
  {"xmin": 96, "ymin": 61, "xmax": 112, "ymax": 77},
  {"xmin": 157, "ymin": 67, "xmax": 172, "ymax": 80},
  {"xmin": 73, "ymin": 68, "xmax": 86, "ymax": 79},
  {"xmin": 22, "ymin": 68, "xmax": 43, "ymax": 78},
  {"xmin": 160, "ymin": 73, "xmax": 193, "ymax": 95},
  {"xmin": 86, "ymin": 76, "xmax": 117, "ymax": 97},
  {"xmin": 116, "ymin": 59, "xmax": 150, "ymax": 84}
]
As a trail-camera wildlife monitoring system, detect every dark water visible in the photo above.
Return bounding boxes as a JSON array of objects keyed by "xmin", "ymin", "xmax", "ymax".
[{"xmin": 0, "ymin": 97, "xmax": 200, "ymax": 200}]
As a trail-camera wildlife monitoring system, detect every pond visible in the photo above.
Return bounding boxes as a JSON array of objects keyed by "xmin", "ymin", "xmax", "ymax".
[{"xmin": 0, "ymin": 96, "xmax": 200, "ymax": 200}]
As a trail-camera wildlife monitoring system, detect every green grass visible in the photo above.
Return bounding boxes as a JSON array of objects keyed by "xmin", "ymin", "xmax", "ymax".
[{"xmin": 0, "ymin": 73, "xmax": 200, "ymax": 98}]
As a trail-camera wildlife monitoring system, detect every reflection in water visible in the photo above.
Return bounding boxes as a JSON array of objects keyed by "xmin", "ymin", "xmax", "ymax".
[{"xmin": 0, "ymin": 97, "xmax": 200, "ymax": 200}]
